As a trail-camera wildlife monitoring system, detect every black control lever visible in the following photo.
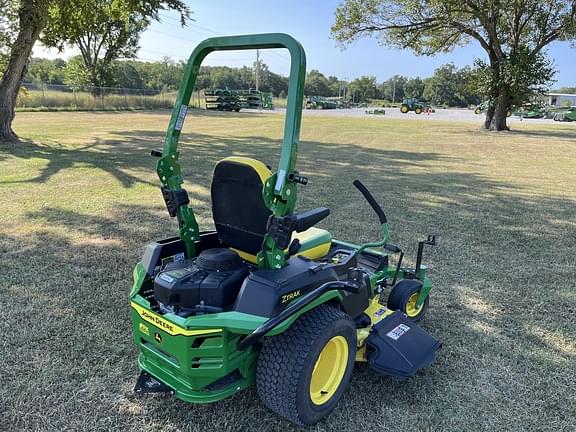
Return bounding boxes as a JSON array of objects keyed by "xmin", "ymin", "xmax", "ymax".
[
  {"xmin": 353, "ymin": 180, "xmax": 387, "ymax": 224},
  {"xmin": 415, "ymin": 235, "xmax": 437, "ymax": 274},
  {"xmin": 151, "ymin": 150, "xmax": 163, "ymax": 157},
  {"xmin": 384, "ymin": 243, "xmax": 401, "ymax": 253}
]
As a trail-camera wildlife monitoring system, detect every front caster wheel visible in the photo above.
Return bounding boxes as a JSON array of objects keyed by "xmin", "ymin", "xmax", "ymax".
[
  {"xmin": 256, "ymin": 305, "xmax": 356, "ymax": 426},
  {"xmin": 387, "ymin": 279, "xmax": 429, "ymax": 322}
]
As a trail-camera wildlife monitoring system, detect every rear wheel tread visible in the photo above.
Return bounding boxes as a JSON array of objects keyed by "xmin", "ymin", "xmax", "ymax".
[{"xmin": 256, "ymin": 305, "xmax": 354, "ymax": 425}]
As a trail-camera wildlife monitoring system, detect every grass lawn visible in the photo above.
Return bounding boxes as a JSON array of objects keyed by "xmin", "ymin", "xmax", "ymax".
[{"xmin": 1, "ymin": 110, "xmax": 575, "ymax": 431}]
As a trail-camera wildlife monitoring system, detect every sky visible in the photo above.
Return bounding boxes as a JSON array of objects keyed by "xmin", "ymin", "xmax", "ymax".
[{"xmin": 36, "ymin": 0, "xmax": 576, "ymax": 87}]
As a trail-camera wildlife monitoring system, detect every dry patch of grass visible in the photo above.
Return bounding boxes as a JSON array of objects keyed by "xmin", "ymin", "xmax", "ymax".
[{"xmin": 1, "ymin": 111, "xmax": 575, "ymax": 431}]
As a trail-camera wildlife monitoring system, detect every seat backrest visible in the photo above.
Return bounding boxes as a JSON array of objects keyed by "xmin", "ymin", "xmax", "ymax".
[{"xmin": 211, "ymin": 157, "xmax": 272, "ymax": 255}]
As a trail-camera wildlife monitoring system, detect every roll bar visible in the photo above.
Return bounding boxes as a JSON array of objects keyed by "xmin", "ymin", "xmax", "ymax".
[
  {"xmin": 156, "ymin": 33, "xmax": 307, "ymax": 260},
  {"xmin": 162, "ymin": 33, "xmax": 306, "ymax": 193}
]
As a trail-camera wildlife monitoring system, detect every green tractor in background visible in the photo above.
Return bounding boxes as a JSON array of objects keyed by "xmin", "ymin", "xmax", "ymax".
[
  {"xmin": 130, "ymin": 33, "xmax": 441, "ymax": 426},
  {"xmin": 400, "ymin": 97, "xmax": 427, "ymax": 114}
]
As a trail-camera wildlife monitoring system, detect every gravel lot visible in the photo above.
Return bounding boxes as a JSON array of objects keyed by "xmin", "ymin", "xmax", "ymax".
[{"xmin": 268, "ymin": 107, "xmax": 563, "ymax": 125}]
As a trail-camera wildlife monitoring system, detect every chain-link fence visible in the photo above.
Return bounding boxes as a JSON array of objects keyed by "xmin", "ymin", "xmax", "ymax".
[{"xmin": 16, "ymin": 83, "xmax": 205, "ymax": 111}]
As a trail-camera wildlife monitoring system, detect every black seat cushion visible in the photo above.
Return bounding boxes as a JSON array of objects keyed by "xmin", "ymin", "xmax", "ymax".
[{"xmin": 211, "ymin": 159, "xmax": 272, "ymax": 255}]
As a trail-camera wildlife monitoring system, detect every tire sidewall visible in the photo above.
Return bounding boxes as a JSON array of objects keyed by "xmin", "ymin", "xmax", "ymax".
[
  {"xmin": 295, "ymin": 315, "xmax": 356, "ymax": 424},
  {"xmin": 388, "ymin": 280, "xmax": 429, "ymax": 322}
]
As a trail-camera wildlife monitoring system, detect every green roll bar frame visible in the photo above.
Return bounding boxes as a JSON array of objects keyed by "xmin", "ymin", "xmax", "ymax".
[{"xmin": 156, "ymin": 33, "xmax": 306, "ymax": 268}]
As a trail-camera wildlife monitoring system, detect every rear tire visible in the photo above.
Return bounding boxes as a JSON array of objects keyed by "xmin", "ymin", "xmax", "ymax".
[
  {"xmin": 400, "ymin": 104, "xmax": 409, "ymax": 113},
  {"xmin": 387, "ymin": 279, "xmax": 429, "ymax": 322},
  {"xmin": 256, "ymin": 305, "xmax": 356, "ymax": 426}
]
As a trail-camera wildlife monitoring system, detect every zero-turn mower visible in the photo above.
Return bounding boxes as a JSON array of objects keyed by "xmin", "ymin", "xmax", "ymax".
[{"xmin": 130, "ymin": 33, "xmax": 441, "ymax": 426}]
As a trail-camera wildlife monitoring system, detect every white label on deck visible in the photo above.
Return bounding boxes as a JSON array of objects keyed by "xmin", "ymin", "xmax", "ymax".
[{"xmin": 386, "ymin": 324, "xmax": 410, "ymax": 340}]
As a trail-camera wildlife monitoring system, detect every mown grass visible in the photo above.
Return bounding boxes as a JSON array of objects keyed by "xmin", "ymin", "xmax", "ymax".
[{"xmin": 1, "ymin": 111, "xmax": 575, "ymax": 431}]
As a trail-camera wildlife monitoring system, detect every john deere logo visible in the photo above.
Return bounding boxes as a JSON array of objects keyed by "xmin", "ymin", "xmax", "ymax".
[{"xmin": 154, "ymin": 332, "xmax": 163, "ymax": 344}]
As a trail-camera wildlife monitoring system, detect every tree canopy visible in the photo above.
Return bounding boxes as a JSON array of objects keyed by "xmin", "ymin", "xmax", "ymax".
[
  {"xmin": 0, "ymin": 0, "xmax": 190, "ymax": 142},
  {"xmin": 332, "ymin": 0, "xmax": 576, "ymax": 130}
]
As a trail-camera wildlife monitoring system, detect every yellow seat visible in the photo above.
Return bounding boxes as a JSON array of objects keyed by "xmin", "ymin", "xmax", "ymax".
[
  {"xmin": 211, "ymin": 157, "xmax": 331, "ymax": 264},
  {"xmin": 233, "ymin": 226, "xmax": 332, "ymax": 264}
]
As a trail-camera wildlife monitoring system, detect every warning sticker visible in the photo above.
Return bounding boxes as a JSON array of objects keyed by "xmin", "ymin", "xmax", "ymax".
[
  {"xmin": 173, "ymin": 252, "xmax": 185, "ymax": 262},
  {"xmin": 175, "ymin": 105, "xmax": 188, "ymax": 131},
  {"xmin": 374, "ymin": 308, "xmax": 387, "ymax": 317},
  {"xmin": 386, "ymin": 323, "xmax": 410, "ymax": 340},
  {"xmin": 159, "ymin": 273, "xmax": 175, "ymax": 283}
]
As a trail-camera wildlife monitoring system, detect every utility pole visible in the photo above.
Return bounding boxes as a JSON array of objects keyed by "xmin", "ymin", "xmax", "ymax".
[
  {"xmin": 255, "ymin": 49, "xmax": 260, "ymax": 92},
  {"xmin": 392, "ymin": 77, "xmax": 396, "ymax": 104}
]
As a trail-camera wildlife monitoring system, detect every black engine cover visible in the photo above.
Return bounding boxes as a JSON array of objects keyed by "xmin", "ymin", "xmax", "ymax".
[{"xmin": 154, "ymin": 248, "xmax": 248, "ymax": 313}]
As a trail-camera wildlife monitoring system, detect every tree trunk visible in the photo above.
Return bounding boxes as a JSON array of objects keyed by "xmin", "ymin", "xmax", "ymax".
[
  {"xmin": 489, "ymin": 97, "xmax": 511, "ymax": 131},
  {"xmin": 0, "ymin": 1, "xmax": 47, "ymax": 143},
  {"xmin": 484, "ymin": 105, "xmax": 495, "ymax": 129}
]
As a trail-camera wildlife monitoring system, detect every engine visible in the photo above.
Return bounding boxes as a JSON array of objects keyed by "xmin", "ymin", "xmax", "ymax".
[{"xmin": 154, "ymin": 248, "xmax": 248, "ymax": 316}]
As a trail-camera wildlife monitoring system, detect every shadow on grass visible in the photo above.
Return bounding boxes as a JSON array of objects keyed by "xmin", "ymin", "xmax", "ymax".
[
  {"xmin": 2, "ymin": 127, "xmax": 575, "ymax": 431},
  {"xmin": 445, "ymin": 123, "xmax": 576, "ymax": 141}
]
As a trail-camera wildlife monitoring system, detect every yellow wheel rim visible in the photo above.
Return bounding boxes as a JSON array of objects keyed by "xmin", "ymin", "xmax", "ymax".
[
  {"xmin": 309, "ymin": 336, "xmax": 348, "ymax": 405},
  {"xmin": 405, "ymin": 292, "xmax": 424, "ymax": 317}
]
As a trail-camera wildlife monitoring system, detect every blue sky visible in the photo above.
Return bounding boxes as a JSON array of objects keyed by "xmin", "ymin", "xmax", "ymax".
[{"xmin": 37, "ymin": 0, "xmax": 575, "ymax": 87}]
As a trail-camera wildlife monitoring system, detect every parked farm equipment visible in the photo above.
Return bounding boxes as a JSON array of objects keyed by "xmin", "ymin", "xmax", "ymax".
[
  {"xmin": 365, "ymin": 109, "xmax": 386, "ymax": 115},
  {"xmin": 305, "ymin": 96, "xmax": 339, "ymax": 109},
  {"xmin": 474, "ymin": 101, "xmax": 512, "ymax": 117},
  {"xmin": 553, "ymin": 106, "xmax": 576, "ymax": 122},
  {"xmin": 205, "ymin": 88, "xmax": 274, "ymax": 111},
  {"xmin": 400, "ymin": 98, "xmax": 430, "ymax": 114}
]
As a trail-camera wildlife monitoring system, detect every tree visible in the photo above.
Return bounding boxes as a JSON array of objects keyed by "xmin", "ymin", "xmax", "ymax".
[
  {"xmin": 422, "ymin": 63, "xmax": 480, "ymax": 107},
  {"xmin": 332, "ymin": 0, "xmax": 576, "ymax": 131},
  {"xmin": 42, "ymin": 1, "xmax": 147, "ymax": 89},
  {"xmin": 63, "ymin": 55, "xmax": 91, "ymax": 87},
  {"xmin": 113, "ymin": 60, "xmax": 145, "ymax": 89},
  {"xmin": 380, "ymin": 75, "xmax": 407, "ymax": 102},
  {"xmin": 348, "ymin": 75, "xmax": 378, "ymax": 102},
  {"xmin": 554, "ymin": 86, "xmax": 576, "ymax": 94},
  {"xmin": 26, "ymin": 57, "xmax": 66, "ymax": 84},
  {"xmin": 0, "ymin": 0, "xmax": 49, "ymax": 142},
  {"xmin": 404, "ymin": 77, "xmax": 425, "ymax": 100},
  {"xmin": 0, "ymin": 0, "xmax": 189, "ymax": 143},
  {"xmin": 0, "ymin": 0, "xmax": 19, "ymax": 74},
  {"xmin": 305, "ymin": 70, "xmax": 332, "ymax": 96}
]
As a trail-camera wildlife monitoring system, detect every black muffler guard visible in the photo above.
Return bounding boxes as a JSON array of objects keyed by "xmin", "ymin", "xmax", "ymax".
[{"xmin": 366, "ymin": 311, "xmax": 441, "ymax": 378}]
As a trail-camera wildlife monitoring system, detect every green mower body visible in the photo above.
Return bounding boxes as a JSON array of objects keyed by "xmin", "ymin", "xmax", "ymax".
[{"xmin": 130, "ymin": 33, "xmax": 440, "ymax": 425}]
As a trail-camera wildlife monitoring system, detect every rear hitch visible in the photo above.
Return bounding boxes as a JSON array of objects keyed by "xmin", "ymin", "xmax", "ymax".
[{"xmin": 134, "ymin": 370, "xmax": 175, "ymax": 396}]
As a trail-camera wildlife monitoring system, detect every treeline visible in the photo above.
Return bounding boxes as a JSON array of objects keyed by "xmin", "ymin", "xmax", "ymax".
[
  {"xmin": 345, "ymin": 64, "xmax": 481, "ymax": 107},
  {"xmin": 24, "ymin": 56, "xmax": 484, "ymax": 106},
  {"xmin": 23, "ymin": 56, "xmax": 290, "ymax": 96}
]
